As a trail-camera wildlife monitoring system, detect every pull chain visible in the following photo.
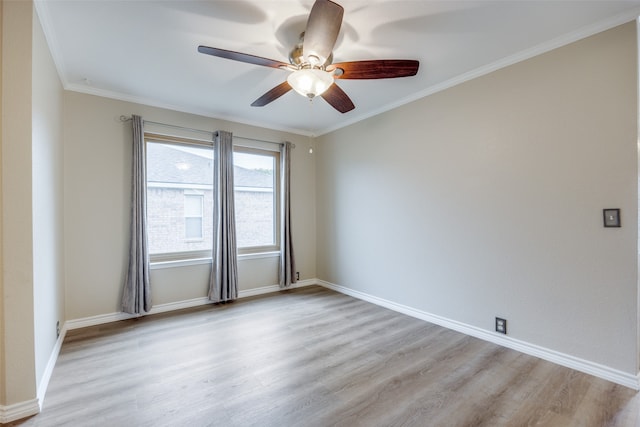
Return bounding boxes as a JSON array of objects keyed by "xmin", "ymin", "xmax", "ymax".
[{"xmin": 308, "ymin": 98, "xmax": 315, "ymax": 154}]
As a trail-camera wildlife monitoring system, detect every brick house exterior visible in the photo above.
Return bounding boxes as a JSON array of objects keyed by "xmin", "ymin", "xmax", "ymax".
[{"xmin": 147, "ymin": 143, "xmax": 275, "ymax": 255}]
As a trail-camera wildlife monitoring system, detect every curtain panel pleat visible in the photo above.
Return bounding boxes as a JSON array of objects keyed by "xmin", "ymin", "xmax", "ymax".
[
  {"xmin": 122, "ymin": 115, "xmax": 152, "ymax": 314},
  {"xmin": 279, "ymin": 141, "xmax": 296, "ymax": 288},
  {"xmin": 208, "ymin": 130, "xmax": 239, "ymax": 302}
]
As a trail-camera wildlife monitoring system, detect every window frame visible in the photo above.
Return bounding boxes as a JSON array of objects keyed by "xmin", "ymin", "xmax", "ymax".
[
  {"xmin": 183, "ymin": 191, "xmax": 205, "ymax": 241},
  {"xmin": 144, "ymin": 132, "xmax": 282, "ymax": 264},
  {"xmin": 145, "ymin": 133, "xmax": 214, "ymax": 263},
  {"xmin": 233, "ymin": 145, "xmax": 281, "ymax": 256}
]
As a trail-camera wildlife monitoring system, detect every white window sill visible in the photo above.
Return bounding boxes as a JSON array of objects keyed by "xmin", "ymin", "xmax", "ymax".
[
  {"xmin": 150, "ymin": 257, "xmax": 211, "ymax": 270},
  {"xmin": 239, "ymin": 251, "xmax": 280, "ymax": 260},
  {"xmin": 150, "ymin": 251, "xmax": 280, "ymax": 270}
]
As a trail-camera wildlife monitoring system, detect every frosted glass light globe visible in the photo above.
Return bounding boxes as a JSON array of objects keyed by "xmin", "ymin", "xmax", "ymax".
[{"xmin": 287, "ymin": 69, "xmax": 334, "ymax": 99}]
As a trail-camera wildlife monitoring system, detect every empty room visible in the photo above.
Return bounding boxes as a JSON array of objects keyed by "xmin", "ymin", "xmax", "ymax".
[{"xmin": 2, "ymin": 0, "xmax": 640, "ymax": 425}]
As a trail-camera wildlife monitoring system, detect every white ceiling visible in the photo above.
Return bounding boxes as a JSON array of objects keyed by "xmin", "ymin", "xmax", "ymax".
[{"xmin": 35, "ymin": 0, "xmax": 640, "ymax": 136}]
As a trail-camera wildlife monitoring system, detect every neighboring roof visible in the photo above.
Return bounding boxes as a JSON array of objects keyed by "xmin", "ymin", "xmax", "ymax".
[
  {"xmin": 147, "ymin": 143, "xmax": 273, "ymax": 188},
  {"xmin": 234, "ymin": 165, "xmax": 274, "ymax": 189}
]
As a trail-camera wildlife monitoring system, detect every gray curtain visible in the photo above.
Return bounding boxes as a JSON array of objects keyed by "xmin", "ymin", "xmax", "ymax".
[
  {"xmin": 122, "ymin": 115, "xmax": 152, "ymax": 314},
  {"xmin": 208, "ymin": 130, "xmax": 239, "ymax": 302},
  {"xmin": 279, "ymin": 141, "xmax": 296, "ymax": 288}
]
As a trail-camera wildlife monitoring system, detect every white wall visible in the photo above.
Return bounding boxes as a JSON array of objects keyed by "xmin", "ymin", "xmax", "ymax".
[
  {"xmin": 316, "ymin": 22, "xmax": 638, "ymax": 375},
  {"xmin": 63, "ymin": 92, "xmax": 316, "ymax": 320},
  {"xmin": 31, "ymin": 6, "xmax": 64, "ymax": 395}
]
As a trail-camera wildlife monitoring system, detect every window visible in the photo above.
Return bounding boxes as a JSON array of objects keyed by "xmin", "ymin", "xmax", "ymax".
[
  {"xmin": 146, "ymin": 133, "xmax": 281, "ymax": 262},
  {"xmin": 234, "ymin": 147, "xmax": 280, "ymax": 253},
  {"xmin": 184, "ymin": 192, "xmax": 204, "ymax": 240},
  {"xmin": 146, "ymin": 136, "xmax": 213, "ymax": 260}
]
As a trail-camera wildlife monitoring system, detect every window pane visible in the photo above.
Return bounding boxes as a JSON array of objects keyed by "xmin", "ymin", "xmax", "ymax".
[
  {"xmin": 184, "ymin": 194, "xmax": 203, "ymax": 239},
  {"xmin": 147, "ymin": 142, "xmax": 213, "ymax": 254},
  {"xmin": 185, "ymin": 217, "xmax": 203, "ymax": 239},
  {"xmin": 184, "ymin": 194, "xmax": 203, "ymax": 217},
  {"xmin": 234, "ymin": 150, "xmax": 276, "ymax": 248}
]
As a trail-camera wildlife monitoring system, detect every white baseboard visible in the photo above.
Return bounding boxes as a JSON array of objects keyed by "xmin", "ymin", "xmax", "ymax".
[
  {"xmin": 0, "ymin": 398, "xmax": 40, "ymax": 424},
  {"xmin": 66, "ymin": 279, "xmax": 315, "ymax": 331},
  {"xmin": 0, "ymin": 322, "xmax": 68, "ymax": 423},
  {"xmin": 36, "ymin": 324, "xmax": 67, "ymax": 410},
  {"xmin": 3, "ymin": 321, "xmax": 69, "ymax": 423},
  {"xmin": 317, "ymin": 279, "xmax": 640, "ymax": 390},
  {"xmin": 239, "ymin": 279, "xmax": 316, "ymax": 298}
]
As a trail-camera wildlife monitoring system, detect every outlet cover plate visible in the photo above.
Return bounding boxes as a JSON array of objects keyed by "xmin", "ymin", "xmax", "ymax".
[
  {"xmin": 603, "ymin": 208, "xmax": 621, "ymax": 227},
  {"xmin": 495, "ymin": 317, "xmax": 507, "ymax": 334}
]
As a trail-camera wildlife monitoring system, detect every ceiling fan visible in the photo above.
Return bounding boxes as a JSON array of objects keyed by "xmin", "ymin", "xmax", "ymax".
[{"xmin": 198, "ymin": 0, "xmax": 419, "ymax": 114}]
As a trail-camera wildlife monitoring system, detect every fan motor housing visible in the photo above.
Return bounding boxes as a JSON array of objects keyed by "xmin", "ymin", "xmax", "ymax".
[{"xmin": 289, "ymin": 33, "xmax": 332, "ymax": 68}]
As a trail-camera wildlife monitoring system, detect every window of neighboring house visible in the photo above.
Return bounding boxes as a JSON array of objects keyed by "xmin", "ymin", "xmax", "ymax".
[
  {"xmin": 184, "ymin": 192, "xmax": 204, "ymax": 240},
  {"xmin": 146, "ymin": 135, "xmax": 214, "ymax": 261},
  {"xmin": 233, "ymin": 147, "xmax": 280, "ymax": 254},
  {"xmin": 146, "ymin": 133, "xmax": 282, "ymax": 263}
]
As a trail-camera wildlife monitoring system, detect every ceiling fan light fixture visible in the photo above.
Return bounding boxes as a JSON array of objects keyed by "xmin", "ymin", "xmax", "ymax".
[
  {"xmin": 287, "ymin": 68, "xmax": 333, "ymax": 99},
  {"xmin": 198, "ymin": 0, "xmax": 419, "ymax": 113},
  {"xmin": 306, "ymin": 53, "xmax": 323, "ymax": 67}
]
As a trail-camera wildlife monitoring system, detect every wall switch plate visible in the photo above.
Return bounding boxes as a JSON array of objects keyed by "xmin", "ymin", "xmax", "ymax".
[{"xmin": 495, "ymin": 317, "xmax": 507, "ymax": 334}]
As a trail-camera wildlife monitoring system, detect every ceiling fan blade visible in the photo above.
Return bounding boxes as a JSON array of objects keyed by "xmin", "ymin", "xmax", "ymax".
[
  {"xmin": 328, "ymin": 60, "xmax": 419, "ymax": 79},
  {"xmin": 198, "ymin": 45, "xmax": 290, "ymax": 69},
  {"xmin": 251, "ymin": 81, "xmax": 292, "ymax": 107},
  {"xmin": 303, "ymin": 0, "xmax": 344, "ymax": 66},
  {"xmin": 321, "ymin": 83, "xmax": 355, "ymax": 113}
]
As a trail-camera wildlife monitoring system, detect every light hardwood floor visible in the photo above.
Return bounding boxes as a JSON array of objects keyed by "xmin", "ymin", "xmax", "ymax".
[{"xmin": 8, "ymin": 286, "xmax": 640, "ymax": 426}]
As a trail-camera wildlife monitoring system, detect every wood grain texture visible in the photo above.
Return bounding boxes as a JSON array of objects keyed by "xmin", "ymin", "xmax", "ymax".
[
  {"xmin": 7, "ymin": 286, "xmax": 639, "ymax": 426},
  {"xmin": 251, "ymin": 81, "xmax": 292, "ymax": 107},
  {"xmin": 328, "ymin": 60, "xmax": 420, "ymax": 79},
  {"xmin": 197, "ymin": 46, "xmax": 289, "ymax": 70},
  {"xmin": 321, "ymin": 84, "xmax": 355, "ymax": 113}
]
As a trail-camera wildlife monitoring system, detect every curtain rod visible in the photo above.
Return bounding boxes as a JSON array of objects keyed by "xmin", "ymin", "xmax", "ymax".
[
  {"xmin": 232, "ymin": 134, "xmax": 294, "ymax": 148},
  {"xmin": 119, "ymin": 115, "xmax": 294, "ymax": 148}
]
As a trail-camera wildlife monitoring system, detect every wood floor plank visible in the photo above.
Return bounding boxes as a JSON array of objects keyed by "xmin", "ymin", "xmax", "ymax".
[{"xmin": 7, "ymin": 286, "xmax": 639, "ymax": 427}]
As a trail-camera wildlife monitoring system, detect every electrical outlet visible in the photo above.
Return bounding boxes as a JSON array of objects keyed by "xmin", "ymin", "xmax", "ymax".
[
  {"xmin": 296, "ymin": 272, "xmax": 300, "ymax": 281},
  {"xmin": 56, "ymin": 321, "xmax": 60, "ymax": 338},
  {"xmin": 495, "ymin": 317, "xmax": 507, "ymax": 334}
]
